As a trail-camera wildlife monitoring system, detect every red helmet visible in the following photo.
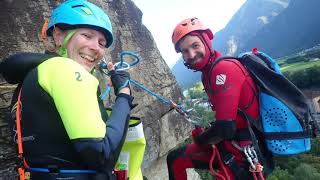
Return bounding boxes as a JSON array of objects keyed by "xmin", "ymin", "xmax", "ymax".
[{"xmin": 172, "ymin": 17, "xmax": 213, "ymax": 52}]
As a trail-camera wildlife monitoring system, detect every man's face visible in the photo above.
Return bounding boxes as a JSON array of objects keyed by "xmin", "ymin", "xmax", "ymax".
[
  {"xmin": 66, "ymin": 28, "xmax": 107, "ymax": 72},
  {"xmin": 178, "ymin": 35, "xmax": 205, "ymax": 67}
]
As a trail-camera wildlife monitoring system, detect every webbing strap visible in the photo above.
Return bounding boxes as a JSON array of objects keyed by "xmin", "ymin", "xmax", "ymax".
[
  {"xmin": 16, "ymin": 89, "xmax": 32, "ymax": 180},
  {"xmin": 16, "ymin": 89, "xmax": 28, "ymax": 180},
  {"xmin": 16, "ymin": 90, "xmax": 23, "ymax": 156}
]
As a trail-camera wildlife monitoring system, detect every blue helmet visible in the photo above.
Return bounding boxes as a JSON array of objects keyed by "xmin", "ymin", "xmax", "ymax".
[{"xmin": 47, "ymin": 0, "xmax": 113, "ymax": 48}]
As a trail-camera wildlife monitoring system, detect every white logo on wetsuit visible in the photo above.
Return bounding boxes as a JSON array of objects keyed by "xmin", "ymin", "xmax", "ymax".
[{"xmin": 216, "ymin": 74, "xmax": 226, "ymax": 85}]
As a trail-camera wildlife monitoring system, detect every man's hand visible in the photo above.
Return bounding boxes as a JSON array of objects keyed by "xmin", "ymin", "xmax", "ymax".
[{"xmin": 107, "ymin": 62, "xmax": 131, "ymax": 95}]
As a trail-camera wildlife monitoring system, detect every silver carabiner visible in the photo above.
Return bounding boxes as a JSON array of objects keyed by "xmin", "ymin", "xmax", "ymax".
[{"xmin": 244, "ymin": 146, "xmax": 256, "ymax": 170}]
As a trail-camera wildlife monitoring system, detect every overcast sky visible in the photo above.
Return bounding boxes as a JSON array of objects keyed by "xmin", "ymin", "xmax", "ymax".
[{"xmin": 131, "ymin": 0, "xmax": 247, "ymax": 67}]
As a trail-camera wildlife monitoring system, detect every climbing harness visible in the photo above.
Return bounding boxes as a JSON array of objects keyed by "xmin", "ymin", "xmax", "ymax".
[
  {"xmin": 99, "ymin": 51, "xmax": 205, "ymax": 126},
  {"xmin": 208, "ymin": 140, "xmax": 265, "ymax": 180}
]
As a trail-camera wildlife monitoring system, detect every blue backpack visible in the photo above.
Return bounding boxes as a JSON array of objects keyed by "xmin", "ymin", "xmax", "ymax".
[{"xmin": 209, "ymin": 49, "xmax": 318, "ymax": 155}]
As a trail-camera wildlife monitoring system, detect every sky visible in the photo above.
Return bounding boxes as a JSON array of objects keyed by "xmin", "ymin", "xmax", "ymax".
[{"xmin": 131, "ymin": 0, "xmax": 247, "ymax": 68}]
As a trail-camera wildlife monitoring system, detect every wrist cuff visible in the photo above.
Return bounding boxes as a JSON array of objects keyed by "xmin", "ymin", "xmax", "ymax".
[{"xmin": 116, "ymin": 93, "xmax": 135, "ymax": 109}]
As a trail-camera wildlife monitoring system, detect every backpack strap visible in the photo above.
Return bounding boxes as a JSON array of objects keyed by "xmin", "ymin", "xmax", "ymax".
[
  {"xmin": 207, "ymin": 56, "xmax": 258, "ymax": 112},
  {"xmin": 207, "ymin": 56, "xmax": 239, "ymax": 90}
]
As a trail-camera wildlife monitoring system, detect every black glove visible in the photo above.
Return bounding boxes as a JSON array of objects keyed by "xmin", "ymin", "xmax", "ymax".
[{"xmin": 109, "ymin": 70, "xmax": 131, "ymax": 95}]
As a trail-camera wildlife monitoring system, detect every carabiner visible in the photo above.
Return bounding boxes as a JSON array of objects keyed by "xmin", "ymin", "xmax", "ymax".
[
  {"xmin": 115, "ymin": 51, "xmax": 140, "ymax": 71},
  {"xmin": 98, "ymin": 51, "xmax": 141, "ymax": 71}
]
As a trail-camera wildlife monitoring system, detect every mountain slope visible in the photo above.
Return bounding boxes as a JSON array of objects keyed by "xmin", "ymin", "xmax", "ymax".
[
  {"xmin": 171, "ymin": 57, "xmax": 202, "ymax": 89},
  {"xmin": 242, "ymin": 0, "xmax": 320, "ymax": 57},
  {"xmin": 213, "ymin": 0, "xmax": 290, "ymax": 55}
]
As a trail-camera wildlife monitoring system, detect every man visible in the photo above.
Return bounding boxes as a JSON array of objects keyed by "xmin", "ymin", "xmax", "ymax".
[
  {"xmin": 167, "ymin": 17, "xmax": 261, "ymax": 180},
  {"xmin": 0, "ymin": 0, "xmax": 133, "ymax": 179}
]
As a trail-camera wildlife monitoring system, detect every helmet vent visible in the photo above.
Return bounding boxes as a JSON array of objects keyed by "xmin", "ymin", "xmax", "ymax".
[
  {"xmin": 190, "ymin": 18, "xmax": 198, "ymax": 25},
  {"xmin": 72, "ymin": 5, "xmax": 84, "ymax": 8}
]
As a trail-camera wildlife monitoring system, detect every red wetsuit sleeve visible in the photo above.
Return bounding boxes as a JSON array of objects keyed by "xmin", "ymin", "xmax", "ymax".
[
  {"xmin": 210, "ymin": 60, "xmax": 246, "ymax": 121},
  {"xmin": 196, "ymin": 60, "xmax": 248, "ymax": 145}
]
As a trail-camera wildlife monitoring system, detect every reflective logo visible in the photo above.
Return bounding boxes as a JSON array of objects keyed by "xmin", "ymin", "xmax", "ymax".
[
  {"xmin": 81, "ymin": 7, "xmax": 93, "ymax": 15},
  {"xmin": 216, "ymin": 74, "xmax": 226, "ymax": 85},
  {"xmin": 75, "ymin": 72, "xmax": 82, "ymax": 81}
]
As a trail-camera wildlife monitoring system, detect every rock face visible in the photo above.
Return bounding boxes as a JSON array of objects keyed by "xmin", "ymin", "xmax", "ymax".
[{"xmin": 0, "ymin": 0, "xmax": 192, "ymax": 179}]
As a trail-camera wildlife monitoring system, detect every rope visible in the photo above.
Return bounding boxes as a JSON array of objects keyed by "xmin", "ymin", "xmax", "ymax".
[
  {"xmin": 250, "ymin": 163, "xmax": 264, "ymax": 180},
  {"xmin": 209, "ymin": 145, "xmax": 231, "ymax": 180},
  {"xmin": 100, "ymin": 84, "xmax": 111, "ymax": 100},
  {"xmin": 99, "ymin": 51, "xmax": 192, "ymax": 116},
  {"xmin": 129, "ymin": 79, "xmax": 170, "ymax": 105}
]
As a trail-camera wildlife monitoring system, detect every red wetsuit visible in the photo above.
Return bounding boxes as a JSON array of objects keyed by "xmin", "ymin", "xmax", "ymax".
[{"xmin": 167, "ymin": 50, "xmax": 259, "ymax": 180}]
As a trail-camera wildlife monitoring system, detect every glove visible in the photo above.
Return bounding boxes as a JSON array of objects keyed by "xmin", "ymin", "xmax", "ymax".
[
  {"xmin": 109, "ymin": 70, "xmax": 131, "ymax": 95},
  {"xmin": 191, "ymin": 127, "xmax": 203, "ymax": 145}
]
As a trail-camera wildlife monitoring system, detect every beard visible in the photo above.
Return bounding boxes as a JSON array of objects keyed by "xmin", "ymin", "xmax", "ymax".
[{"xmin": 184, "ymin": 53, "xmax": 204, "ymax": 67}]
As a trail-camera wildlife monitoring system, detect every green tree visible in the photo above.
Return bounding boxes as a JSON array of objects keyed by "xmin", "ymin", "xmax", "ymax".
[
  {"xmin": 268, "ymin": 139, "xmax": 320, "ymax": 179},
  {"xmin": 284, "ymin": 65, "xmax": 320, "ymax": 88},
  {"xmin": 309, "ymin": 66, "xmax": 320, "ymax": 86},
  {"xmin": 267, "ymin": 167, "xmax": 293, "ymax": 180},
  {"xmin": 187, "ymin": 82, "xmax": 207, "ymax": 100},
  {"xmin": 185, "ymin": 82, "xmax": 214, "ymax": 127},
  {"xmin": 292, "ymin": 163, "xmax": 320, "ymax": 180},
  {"xmin": 310, "ymin": 138, "xmax": 320, "ymax": 156}
]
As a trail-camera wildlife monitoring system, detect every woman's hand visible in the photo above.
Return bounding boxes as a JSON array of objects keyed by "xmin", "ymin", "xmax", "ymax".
[{"xmin": 107, "ymin": 62, "xmax": 131, "ymax": 95}]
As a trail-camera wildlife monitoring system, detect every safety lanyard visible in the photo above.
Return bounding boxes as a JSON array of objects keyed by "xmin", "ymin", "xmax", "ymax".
[{"xmin": 15, "ymin": 89, "xmax": 30, "ymax": 180}]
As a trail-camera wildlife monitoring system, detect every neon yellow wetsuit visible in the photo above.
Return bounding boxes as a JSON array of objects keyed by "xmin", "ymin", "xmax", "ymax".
[{"xmin": 1, "ymin": 52, "xmax": 133, "ymax": 177}]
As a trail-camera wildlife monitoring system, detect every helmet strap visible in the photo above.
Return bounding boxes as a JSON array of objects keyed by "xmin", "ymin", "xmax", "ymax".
[
  {"xmin": 41, "ymin": 19, "xmax": 58, "ymax": 52},
  {"xmin": 41, "ymin": 19, "xmax": 49, "ymax": 44},
  {"xmin": 199, "ymin": 32, "xmax": 214, "ymax": 63},
  {"xmin": 57, "ymin": 29, "xmax": 77, "ymax": 57}
]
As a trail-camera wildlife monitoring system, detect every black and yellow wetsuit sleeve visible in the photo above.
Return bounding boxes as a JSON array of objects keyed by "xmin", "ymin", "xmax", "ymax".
[{"xmin": 37, "ymin": 57, "xmax": 131, "ymax": 170}]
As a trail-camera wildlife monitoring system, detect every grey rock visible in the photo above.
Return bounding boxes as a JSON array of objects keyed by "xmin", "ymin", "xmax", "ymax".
[{"xmin": 0, "ymin": 0, "xmax": 192, "ymax": 179}]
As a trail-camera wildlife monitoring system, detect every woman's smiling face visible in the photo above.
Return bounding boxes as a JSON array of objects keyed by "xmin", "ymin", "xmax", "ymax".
[{"xmin": 65, "ymin": 28, "xmax": 107, "ymax": 72}]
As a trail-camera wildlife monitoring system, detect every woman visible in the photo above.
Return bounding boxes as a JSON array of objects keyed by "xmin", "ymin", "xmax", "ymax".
[{"xmin": 0, "ymin": 0, "xmax": 133, "ymax": 179}]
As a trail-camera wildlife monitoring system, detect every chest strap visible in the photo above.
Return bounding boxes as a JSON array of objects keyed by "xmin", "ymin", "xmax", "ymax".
[{"xmin": 234, "ymin": 128, "xmax": 252, "ymax": 141}]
